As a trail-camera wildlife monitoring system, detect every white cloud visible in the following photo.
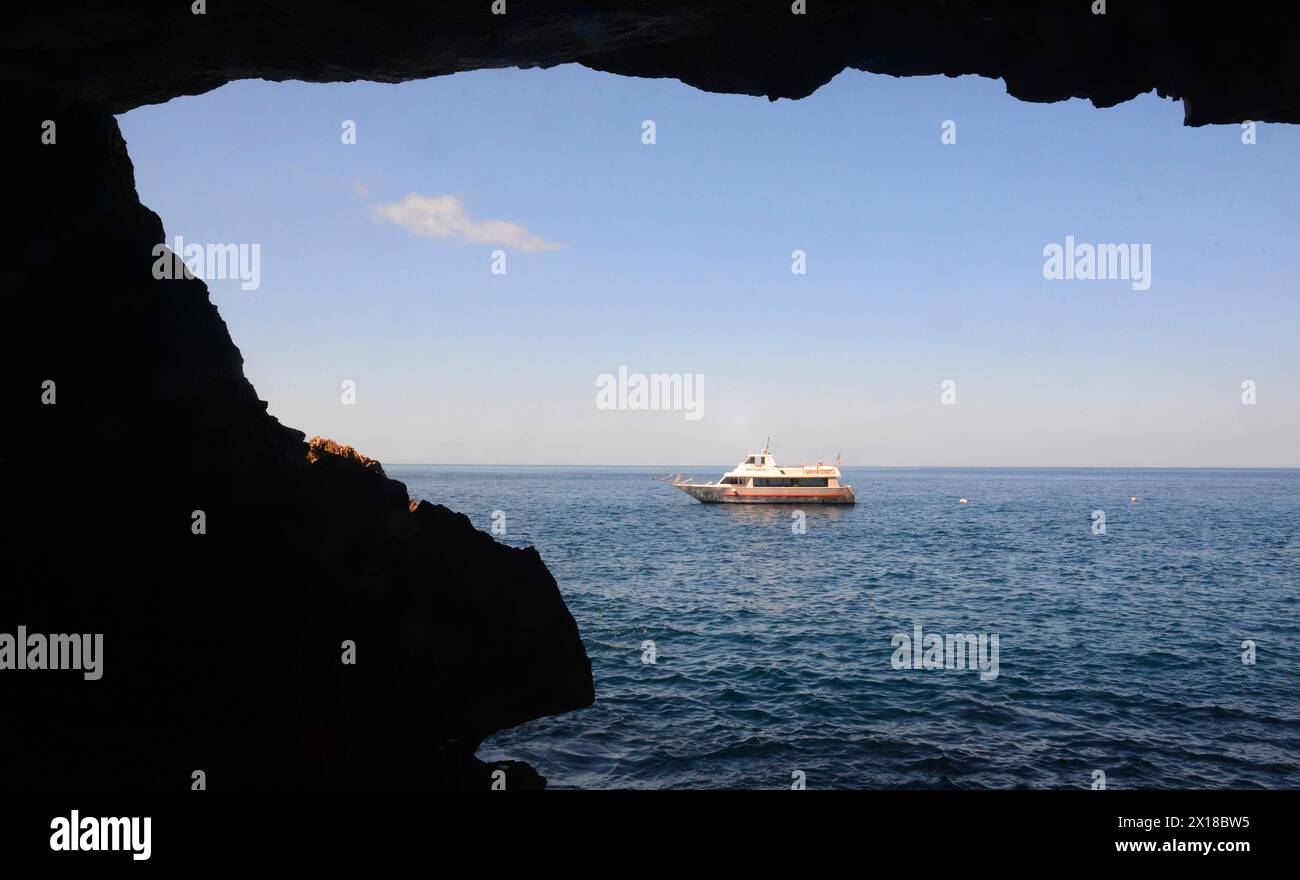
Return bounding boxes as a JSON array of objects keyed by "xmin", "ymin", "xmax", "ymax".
[{"xmin": 371, "ymin": 193, "xmax": 564, "ymax": 253}]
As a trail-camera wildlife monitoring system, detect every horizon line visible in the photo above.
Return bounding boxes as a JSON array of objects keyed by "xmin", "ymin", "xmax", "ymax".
[{"xmin": 381, "ymin": 463, "xmax": 1300, "ymax": 470}]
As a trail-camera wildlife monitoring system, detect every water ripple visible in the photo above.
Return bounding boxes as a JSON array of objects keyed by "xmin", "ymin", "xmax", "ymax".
[{"xmin": 393, "ymin": 466, "xmax": 1300, "ymax": 789}]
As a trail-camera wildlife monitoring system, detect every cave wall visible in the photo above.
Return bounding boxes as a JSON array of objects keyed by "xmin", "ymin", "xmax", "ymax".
[
  {"xmin": 6, "ymin": 1, "xmax": 1299, "ymax": 124},
  {"xmin": 3, "ymin": 91, "xmax": 592, "ymax": 788},
  {"xmin": 3, "ymin": 1, "xmax": 1294, "ymax": 788}
]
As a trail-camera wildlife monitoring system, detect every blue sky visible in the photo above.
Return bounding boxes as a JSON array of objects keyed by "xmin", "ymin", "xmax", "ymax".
[{"xmin": 118, "ymin": 65, "xmax": 1300, "ymax": 466}]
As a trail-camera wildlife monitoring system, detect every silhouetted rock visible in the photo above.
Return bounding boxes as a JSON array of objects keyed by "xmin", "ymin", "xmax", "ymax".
[
  {"xmin": 4, "ymin": 1, "xmax": 1296, "ymax": 125},
  {"xmin": 2, "ymin": 94, "xmax": 592, "ymax": 787},
  {"xmin": 4, "ymin": 0, "xmax": 1286, "ymax": 790}
]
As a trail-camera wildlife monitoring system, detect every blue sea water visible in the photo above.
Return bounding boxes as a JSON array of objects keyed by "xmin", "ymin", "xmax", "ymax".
[{"xmin": 390, "ymin": 466, "xmax": 1300, "ymax": 790}]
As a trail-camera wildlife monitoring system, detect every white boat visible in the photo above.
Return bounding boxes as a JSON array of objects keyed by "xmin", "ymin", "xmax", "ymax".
[{"xmin": 670, "ymin": 442, "xmax": 854, "ymax": 504}]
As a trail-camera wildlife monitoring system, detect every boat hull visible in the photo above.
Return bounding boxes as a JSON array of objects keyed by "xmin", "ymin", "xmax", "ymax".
[{"xmin": 673, "ymin": 483, "xmax": 855, "ymax": 504}]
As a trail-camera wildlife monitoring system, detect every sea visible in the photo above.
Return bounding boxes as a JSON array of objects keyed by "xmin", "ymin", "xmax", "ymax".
[{"xmin": 388, "ymin": 466, "xmax": 1300, "ymax": 790}]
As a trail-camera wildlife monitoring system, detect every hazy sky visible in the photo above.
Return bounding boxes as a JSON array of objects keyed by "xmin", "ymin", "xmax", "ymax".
[{"xmin": 118, "ymin": 66, "xmax": 1300, "ymax": 466}]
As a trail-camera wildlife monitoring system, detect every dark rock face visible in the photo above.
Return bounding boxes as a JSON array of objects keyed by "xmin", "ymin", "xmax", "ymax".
[
  {"xmin": 5, "ymin": 1, "xmax": 1299, "ymax": 125},
  {"xmin": 3, "ymin": 94, "xmax": 592, "ymax": 787},
  {"xmin": 3, "ymin": 1, "xmax": 1291, "ymax": 789}
]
